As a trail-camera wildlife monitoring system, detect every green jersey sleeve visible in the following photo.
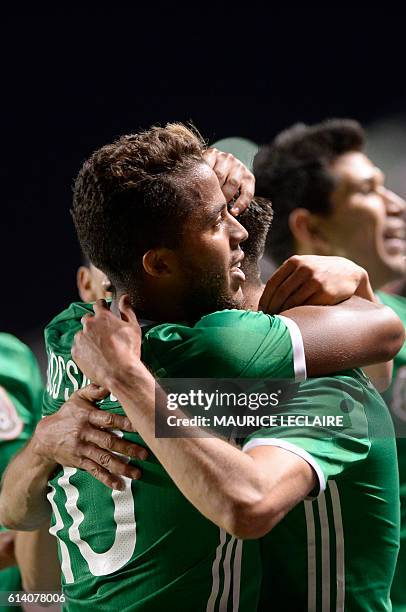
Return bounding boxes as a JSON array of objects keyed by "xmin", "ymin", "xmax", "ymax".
[
  {"xmin": 0, "ymin": 332, "xmax": 43, "ymax": 601},
  {"xmin": 0, "ymin": 333, "xmax": 43, "ymax": 476},
  {"xmin": 42, "ymin": 304, "xmax": 263, "ymax": 611},
  {"xmin": 43, "ymin": 306, "xmax": 307, "ymax": 430},
  {"xmin": 143, "ymin": 309, "xmax": 307, "ymax": 381},
  {"xmin": 242, "ymin": 374, "xmax": 371, "ymax": 497}
]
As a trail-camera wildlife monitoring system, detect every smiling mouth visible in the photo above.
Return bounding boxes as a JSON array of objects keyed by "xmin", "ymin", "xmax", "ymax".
[
  {"xmin": 384, "ymin": 232, "xmax": 406, "ymax": 241},
  {"xmin": 383, "ymin": 224, "xmax": 406, "ymax": 241},
  {"xmin": 382, "ymin": 229, "xmax": 406, "ymax": 255}
]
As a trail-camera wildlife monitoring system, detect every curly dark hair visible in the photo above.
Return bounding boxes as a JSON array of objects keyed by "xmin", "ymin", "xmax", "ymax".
[
  {"xmin": 71, "ymin": 123, "xmax": 205, "ymax": 289},
  {"xmin": 253, "ymin": 119, "xmax": 365, "ymax": 265},
  {"xmin": 239, "ymin": 198, "xmax": 273, "ymax": 281}
]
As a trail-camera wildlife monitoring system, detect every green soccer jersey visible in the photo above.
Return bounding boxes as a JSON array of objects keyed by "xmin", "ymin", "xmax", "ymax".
[
  {"xmin": 242, "ymin": 371, "xmax": 400, "ymax": 612},
  {"xmin": 376, "ymin": 291, "xmax": 406, "ymax": 612},
  {"xmin": 43, "ymin": 303, "xmax": 305, "ymax": 611},
  {"xmin": 0, "ymin": 334, "xmax": 43, "ymax": 607},
  {"xmin": 45, "ymin": 302, "xmax": 399, "ymax": 611}
]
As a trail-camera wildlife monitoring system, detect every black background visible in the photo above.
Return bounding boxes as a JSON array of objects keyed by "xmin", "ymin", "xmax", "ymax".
[{"xmin": 2, "ymin": 8, "xmax": 406, "ymax": 340}]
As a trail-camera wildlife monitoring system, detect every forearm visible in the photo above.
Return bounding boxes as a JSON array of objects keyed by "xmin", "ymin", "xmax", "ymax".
[
  {"xmin": 282, "ymin": 296, "xmax": 405, "ymax": 376},
  {"xmin": 356, "ymin": 280, "xmax": 395, "ymax": 390},
  {"xmin": 0, "ymin": 439, "xmax": 56, "ymax": 530},
  {"xmin": 71, "ymin": 299, "xmax": 318, "ymax": 538},
  {"xmin": 108, "ymin": 367, "xmax": 263, "ymax": 536},
  {"xmin": 15, "ymin": 524, "xmax": 61, "ymax": 592}
]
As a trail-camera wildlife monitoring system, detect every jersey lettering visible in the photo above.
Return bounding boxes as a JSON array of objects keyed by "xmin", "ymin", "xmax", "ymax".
[{"xmin": 48, "ymin": 467, "xmax": 136, "ymax": 582}]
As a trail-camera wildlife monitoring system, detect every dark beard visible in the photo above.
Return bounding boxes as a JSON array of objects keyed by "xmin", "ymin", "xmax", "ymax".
[{"xmin": 181, "ymin": 267, "xmax": 244, "ymax": 323}]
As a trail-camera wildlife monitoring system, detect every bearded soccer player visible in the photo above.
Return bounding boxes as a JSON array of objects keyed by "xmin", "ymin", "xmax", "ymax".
[
  {"xmin": 1, "ymin": 124, "xmax": 403, "ymax": 611},
  {"xmin": 254, "ymin": 119, "xmax": 406, "ymax": 611},
  {"xmin": 68, "ymin": 198, "xmax": 402, "ymax": 610}
]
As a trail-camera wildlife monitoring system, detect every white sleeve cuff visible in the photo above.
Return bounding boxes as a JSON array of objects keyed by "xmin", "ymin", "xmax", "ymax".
[
  {"xmin": 242, "ymin": 437, "xmax": 326, "ymax": 499},
  {"xmin": 277, "ymin": 315, "xmax": 307, "ymax": 382}
]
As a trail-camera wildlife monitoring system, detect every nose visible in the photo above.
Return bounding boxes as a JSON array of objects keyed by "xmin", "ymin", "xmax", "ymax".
[
  {"xmin": 382, "ymin": 187, "xmax": 406, "ymax": 217},
  {"xmin": 229, "ymin": 214, "xmax": 248, "ymax": 246}
]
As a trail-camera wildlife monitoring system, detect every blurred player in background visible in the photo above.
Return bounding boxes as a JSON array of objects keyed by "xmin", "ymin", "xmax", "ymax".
[
  {"xmin": 10, "ymin": 259, "xmax": 113, "ymax": 601},
  {"xmin": 9, "ymin": 260, "xmax": 110, "ymax": 598},
  {"xmin": 0, "ymin": 334, "xmax": 43, "ymax": 610},
  {"xmin": 254, "ymin": 118, "xmax": 406, "ymax": 611}
]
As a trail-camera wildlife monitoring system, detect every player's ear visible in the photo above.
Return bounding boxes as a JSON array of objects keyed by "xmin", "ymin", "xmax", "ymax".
[
  {"xmin": 77, "ymin": 266, "xmax": 95, "ymax": 302},
  {"xmin": 289, "ymin": 208, "xmax": 332, "ymax": 255},
  {"xmin": 142, "ymin": 248, "xmax": 179, "ymax": 278}
]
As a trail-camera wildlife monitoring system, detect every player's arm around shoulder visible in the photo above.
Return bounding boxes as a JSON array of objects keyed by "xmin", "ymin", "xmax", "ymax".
[
  {"xmin": 223, "ymin": 445, "xmax": 317, "ymax": 540},
  {"xmin": 260, "ymin": 256, "xmax": 405, "ymax": 377},
  {"xmin": 0, "ymin": 385, "xmax": 146, "ymax": 530}
]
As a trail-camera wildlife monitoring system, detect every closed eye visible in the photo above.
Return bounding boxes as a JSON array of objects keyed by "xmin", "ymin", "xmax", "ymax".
[
  {"xmin": 360, "ymin": 185, "xmax": 375, "ymax": 195},
  {"xmin": 357, "ymin": 176, "xmax": 383, "ymax": 196}
]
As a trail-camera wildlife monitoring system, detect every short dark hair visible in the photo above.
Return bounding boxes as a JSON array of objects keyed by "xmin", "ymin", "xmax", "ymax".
[
  {"xmin": 239, "ymin": 198, "xmax": 273, "ymax": 278},
  {"xmin": 71, "ymin": 123, "xmax": 205, "ymax": 289},
  {"xmin": 81, "ymin": 253, "xmax": 91, "ymax": 268},
  {"xmin": 253, "ymin": 119, "xmax": 365, "ymax": 265}
]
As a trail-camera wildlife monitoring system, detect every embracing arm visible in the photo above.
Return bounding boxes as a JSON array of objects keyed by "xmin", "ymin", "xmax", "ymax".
[
  {"xmin": 0, "ymin": 389, "xmax": 146, "ymax": 531},
  {"xmin": 69, "ymin": 294, "xmax": 397, "ymax": 538},
  {"xmin": 104, "ymin": 364, "xmax": 315, "ymax": 539},
  {"xmin": 281, "ymin": 296, "xmax": 403, "ymax": 378},
  {"xmin": 72, "ymin": 298, "xmax": 317, "ymax": 539},
  {"xmin": 259, "ymin": 255, "xmax": 404, "ymax": 382},
  {"xmin": 15, "ymin": 524, "xmax": 61, "ymax": 592},
  {"xmin": 0, "ymin": 440, "xmax": 55, "ymax": 530}
]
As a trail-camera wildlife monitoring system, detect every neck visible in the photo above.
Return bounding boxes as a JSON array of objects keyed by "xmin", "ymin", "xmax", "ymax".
[
  {"xmin": 242, "ymin": 281, "xmax": 264, "ymax": 311},
  {"xmin": 112, "ymin": 277, "xmax": 266, "ymax": 323},
  {"xmin": 241, "ymin": 260, "xmax": 264, "ymax": 311},
  {"xmin": 112, "ymin": 286, "xmax": 187, "ymax": 323}
]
